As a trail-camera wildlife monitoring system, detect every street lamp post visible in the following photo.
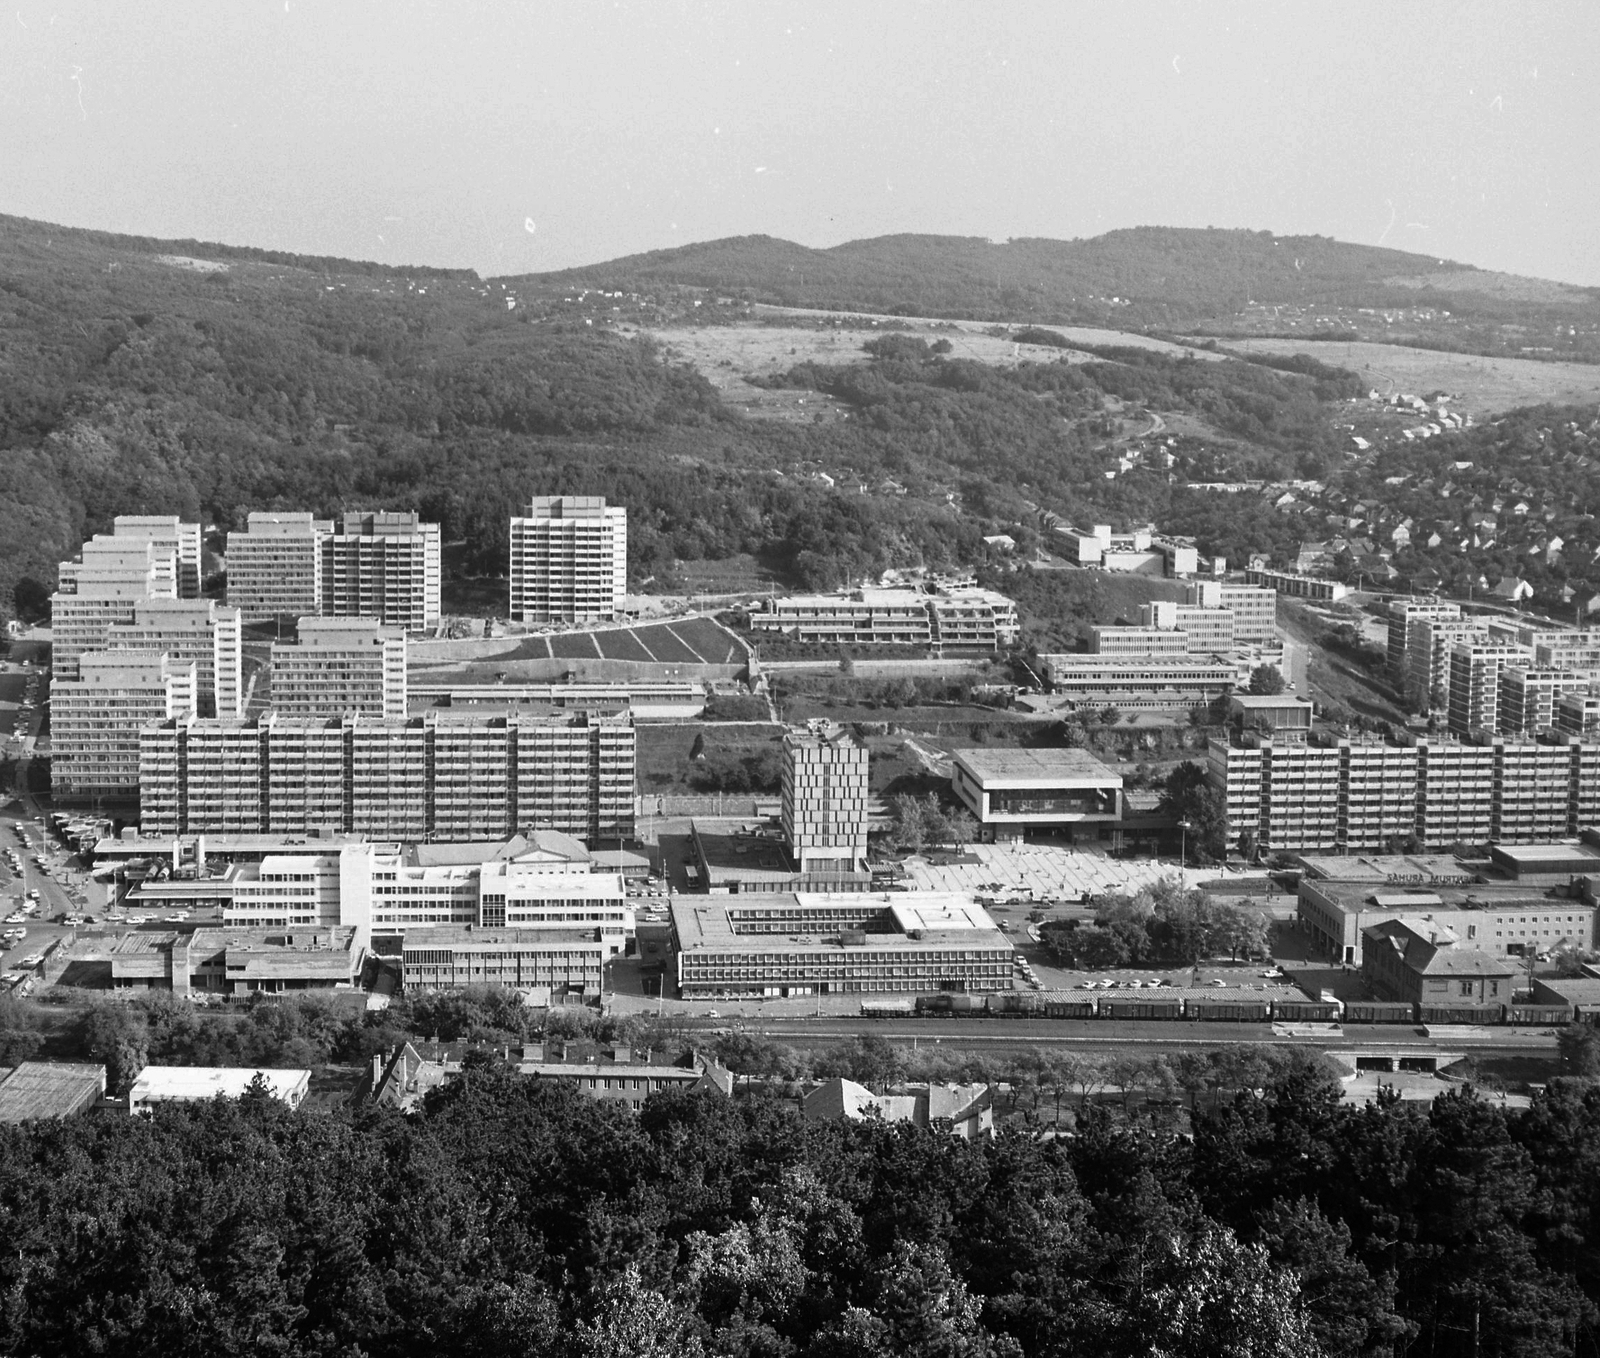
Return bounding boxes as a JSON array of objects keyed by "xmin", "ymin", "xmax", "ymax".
[{"xmin": 1178, "ymin": 818, "xmax": 1192, "ymax": 868}]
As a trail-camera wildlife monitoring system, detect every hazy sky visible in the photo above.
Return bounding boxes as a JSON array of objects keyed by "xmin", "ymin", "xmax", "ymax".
[{"xmin": 4, "ymin": 2, "xmax": 1597, "ymax": 283}]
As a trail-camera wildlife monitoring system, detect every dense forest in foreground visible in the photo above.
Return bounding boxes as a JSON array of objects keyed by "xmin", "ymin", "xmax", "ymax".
[{"xmin": 2, "ymin": 1060, "xmax": 1600, "ymax": 1357}]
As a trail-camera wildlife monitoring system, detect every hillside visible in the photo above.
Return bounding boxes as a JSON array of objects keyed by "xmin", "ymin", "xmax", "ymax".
[
  {"xmin": 522, "ymin": 227, "xmax": 1600, "ymax": 361},
  {"xmin": 3, "ymin": 210, "xmax": 1597, "ymax": 635}
]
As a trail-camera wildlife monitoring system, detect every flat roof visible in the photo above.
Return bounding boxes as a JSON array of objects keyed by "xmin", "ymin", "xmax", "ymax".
[
  {"xmin": 695, "ymin": 826, "xmax": 800, "ymax": 885},
  {"xmin": 1298, "ymin": 853, "xmax": 1476, "ymax": 883},
  {"xmin": 1313, "ymin": 881, "xmax": 1576, "ymax": 915},
  {"xmin": 128, "ymin": 1067, "xmax": 310, "ymax": 1103},
  {"xmin": 0, "ymin": 1062, "xmax": 106, "ymax": 1123},
  {"xmin": 399, "ymin": 926, "xmax": 604, "ymax": 949},
  {"xmin": 1491, "ymin": 843, "xmax": 1600, "ymax": 867},
  {"xmin": 671, "ymin": 891, "xmax": 1008, "ymax": 953},
  {"xmin": 951, "ymin": 747, "xmax": 1121, "ymax": 786}
]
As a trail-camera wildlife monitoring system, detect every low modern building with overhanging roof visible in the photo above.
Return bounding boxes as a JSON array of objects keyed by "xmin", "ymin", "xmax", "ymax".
[
  {"xmin": 950, "ymin": 747, "xmax": 1122, "ymax": 844},
  {"xmin": 670, "ymin": 890, "xmax": 1012, "ymax": 998}
]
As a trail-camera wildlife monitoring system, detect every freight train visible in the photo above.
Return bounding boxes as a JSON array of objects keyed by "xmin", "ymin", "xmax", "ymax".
[{"xmin": 854, "ymin": 992, "xmax": 1578, "ymax": 1026}]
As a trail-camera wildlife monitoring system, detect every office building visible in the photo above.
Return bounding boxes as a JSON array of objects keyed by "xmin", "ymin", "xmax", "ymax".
[
  {"xmin": 321, "ymin": 511, "xmax": 441, "ymax": 630},
  {"xmin": 1089, "ymin": 626, "xmax": 1193, "ymax": 658},
  {"xmin": 269, "ymin": 618, "xmax": 407, "ymax": 719},
  {"xmin": 752, "ymin": 585, "xmax": 1019, "ymax": 653},
  {"xmin": 399, "ymin": 927, "xmax": 606, "ymax": 997},
  {"xmin": 671, "ymin": 892, "xmax": 1013, "ymax": 998},
  {"xmin": 508, "ymin": 495, "xmax": 628, "ymax": 623},
  {"xmin": 781, "ymin": 727, "xmax": 869, "ymax": 876},
  {"xmin": 140, "ymin": 709, "xmax": 635, "ymax": 844},
  {"xmin": 51, "ymin": 652, "xmax": 197, "ymax": 800},
  {"xmin": 1040, "ymin": 654, "xmax": 1238, "ymax": 709},
  {"xmin": 112, "ymin": 515, "xmax": 202, "ymax": 597},
  {"xmin": 1140, "ymin": 600, "xmax": 1236, "ymax": 653},
  {"xmin": 950, "ymin": 747, "xmax": 1122, "ymax": 845},
  {"xmin": 103, "ymin": 597, "xmax": 243, "ymax": 719},
  {"xmin": 1447, "ymin": 642, "xmax": 1531, "ymax": 736},
  {"xmin": 226, "ymin": 512, "xmax": 331, "ymax": 622},
  {"xmin": 1189, "ymin": 582, "xmax": 1278, "ymax": 646}
]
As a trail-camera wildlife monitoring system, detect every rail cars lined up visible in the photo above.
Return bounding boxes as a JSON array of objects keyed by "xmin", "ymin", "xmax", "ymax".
[{"xmin": 853, "ymin": 992, "xmax": 1584, "ymax": 1026}]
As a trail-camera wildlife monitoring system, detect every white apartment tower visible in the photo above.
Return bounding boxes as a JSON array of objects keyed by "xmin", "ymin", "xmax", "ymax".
[
  {"xmin": 52, "ymin": 535, "xmax": 181, "ymax": 679},
  {"xmin": 51, "ymin": 651, "xmax": 197, "ymax": 799},
  {"xmin": 508, "ymin": 496, "xmax": 627, "ymax": 624},
  {"xmin": 781, "ymin": 728, "xmax": 870, "ymax": 876},
  {"xmin": 104, "ymin": 598, "xmax": 243, "ymax": 719},
  {"xmin": 322, "ymin": 511, "xmax": 442, "ymax": 630},
  {"xmin": 113, "ymin": 516, "xmax": 203, "ymax": 598},
  {"xmin": 226, "ymin": 512, "xmax": 331, "ymax": 623},
  {"xmin": 268, "ymin": 618, "xmax": 407, "ymax": 720}
]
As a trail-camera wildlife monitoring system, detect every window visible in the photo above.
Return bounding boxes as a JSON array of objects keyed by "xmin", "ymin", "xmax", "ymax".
[{"xmin": 1459, "ymin": 981, "xmax": 1475, "ymax": 997}]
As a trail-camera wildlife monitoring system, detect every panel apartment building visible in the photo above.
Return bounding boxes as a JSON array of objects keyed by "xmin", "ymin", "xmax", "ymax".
[
  {"xmin": 51, "ymin": 524, "xmax": 195, "ymax": 679},
  {"xmin": 104, "ymin": 598, "xmax": 243, "ymax": 719},
  {"xmin": 508, "ymin": 495, "xmax": 628, "ymax": 624},
  {"xmin": 1208, "ymin": 730, "xmax": 1600, "ymax": 852},
  {"xmin": 140, "ymin": 709, "xmax": 635, "ymax": 844},
  {"xmin": 51, "ymin": 652, "xmax": 197, "ymax": 800},
  {"xmin": 226, "ymin": 510, "xmax": 441, "ymax": 629},
  {"xmin": 268, "ymin": 619, "xmax": 407, "ymax": 719}
]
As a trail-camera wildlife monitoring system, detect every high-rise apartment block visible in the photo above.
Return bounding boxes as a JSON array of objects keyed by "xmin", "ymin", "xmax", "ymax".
[
  {"xmin": 1386, "ymin": 598, "xmax": 1462, "ymax": 688},
  {"xmin": 140, "ymin": 710, "xmax": 635, "ymax": 844},
  {"xmin": 1447, "ymin": 642, "xmax": 1531, "ymax": 736},
  {"xmin": 321, "ymin": 512, "xmax": 441, "ymax": 630},
  {"xmin": 51, "ymin": 652, "xmax": 197, "ymax": 799},
  {"xmin": 508, "ymin": 496, "xmax": 627, "ymax": 623},
  {"xmin": 104, "ymin": 598, "xmax": 243, "ymax": 719},
  {"xmin": 1557, "ymin": 694, "xmax": 1600, "ymax": 737},
  {"xmin": 227, "ymin": 510, "xmax": 441, "ymax": 629},
  {"xmin": 226, "ymin": 512, "xmax": 330, "ymax": 622},
  {"xmin": 1208, "ymin": 731, "xmax": 1600, "ymax": 852},
  {"xmin": 781, "ymin": 728, "xmax": 869, "ymax": 876},
  {"xmin": 52, "ymin": 529, "xmax": 190, "ymax": 679},
  {"xmin": 1406, "ymin": 617, "xmax": 1487, "ymax": 711},
  {"xmin": 1497, "ymin": 667, "xmax": 1591, "ymax": 736},
  {"xmin": 112, "ymin": 516, "xmax": 202, "ymax": 597},
  {"xmin": 269, "ymin": 618, "xmax": 407, "ymax": 720}
]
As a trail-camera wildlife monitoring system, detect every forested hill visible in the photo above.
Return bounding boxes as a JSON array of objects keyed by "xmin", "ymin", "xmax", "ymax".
[{"xmin": 519, "ymin": 227, "xmax": 1600, "ymax": 337}]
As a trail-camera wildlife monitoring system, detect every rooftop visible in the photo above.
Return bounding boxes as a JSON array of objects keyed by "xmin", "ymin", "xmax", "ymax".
[
  {"xmin": 1298, "ymin": 853, "xmax": 1478, "ymax": 885},
  {"xmin": 670, "ymin": 891, "xmax": 1007, "ymax": 953},
  {"xmin": 128, "ymin": 1066, "xmax": 311, "ymax": 1104},
  {"xmin": 951, "ymin": 747, "xmax": 1121, "ymax": 785},
  {"xmin": 0, "ymin": 1063, "xmax": 107, "ymax": 1123}
]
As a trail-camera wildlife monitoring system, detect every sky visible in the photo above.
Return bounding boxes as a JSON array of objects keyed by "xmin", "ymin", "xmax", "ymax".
[{"xmin": 3, "ymin": 1, "xmax": 1597, "ymax": 284}]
